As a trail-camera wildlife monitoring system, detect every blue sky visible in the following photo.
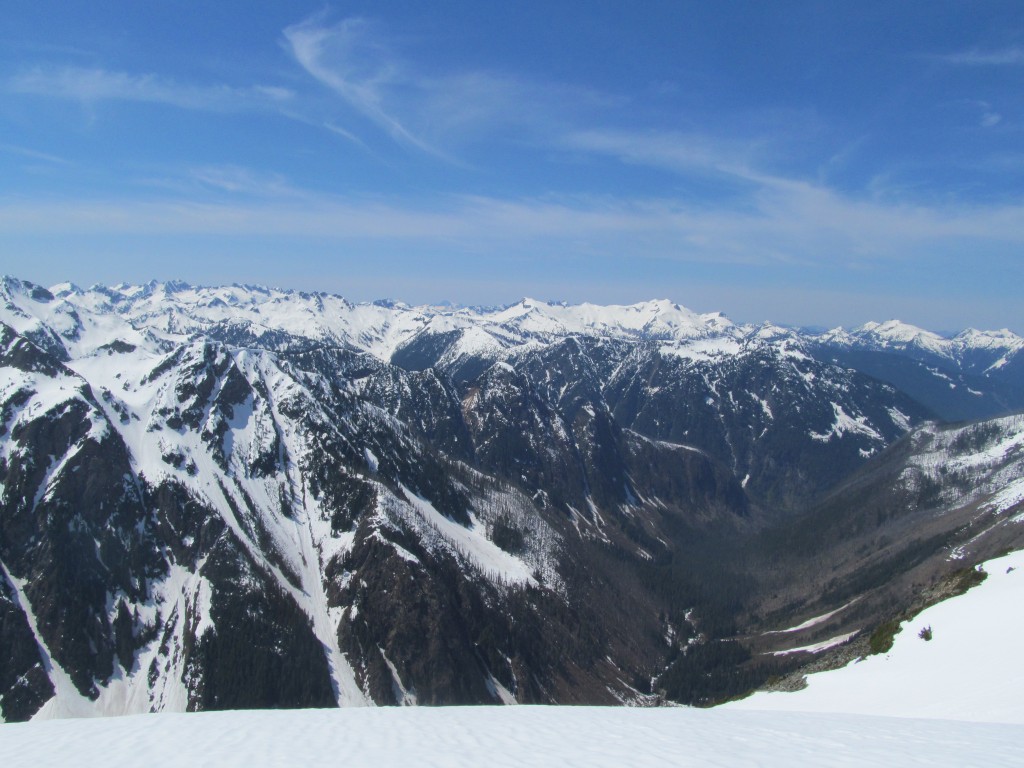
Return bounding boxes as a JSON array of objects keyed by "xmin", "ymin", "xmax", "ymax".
[{"xmin": 1, "ymin": 1, "xmax": 1022, "ymax": 331}]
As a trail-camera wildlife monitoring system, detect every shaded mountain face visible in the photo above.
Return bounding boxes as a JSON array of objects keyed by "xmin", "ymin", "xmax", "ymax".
[
  {"xmin": 0, "ymin": 277, "xmax": 1021, "ymax": 720},
  {"xmin": 729, "ymin": 414, "xmax": 1024, "ymax": 677},
  {"xmin": 810, "ymin": 321, "xmax": 1024, "ymax": 421}
]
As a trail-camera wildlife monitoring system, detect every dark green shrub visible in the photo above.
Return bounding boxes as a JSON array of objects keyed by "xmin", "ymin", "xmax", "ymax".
[{"xmin": 869, "ymin": 619, "xmax": 902, "ymax": 655}]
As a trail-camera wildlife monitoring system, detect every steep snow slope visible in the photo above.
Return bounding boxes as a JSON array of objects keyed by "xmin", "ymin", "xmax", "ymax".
[
  {"xmin": 0, "ymin": 308, "xmax": 568, "ymax": 718},
  {"xmin": 729, "ymin": 550, "xmax": 1024, "ymax": 723}
]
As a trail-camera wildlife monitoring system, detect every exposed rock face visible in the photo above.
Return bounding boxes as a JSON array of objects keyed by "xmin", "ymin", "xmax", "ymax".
[{"xmin": 0, "ymin": 570, "xmax": 54, "ymax": 721}]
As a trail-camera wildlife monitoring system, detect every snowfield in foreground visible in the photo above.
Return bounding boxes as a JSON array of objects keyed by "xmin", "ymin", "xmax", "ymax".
[
  {"xmin": 2, "ymin": 706, "xmax": 1023, "ymax": 768},
  {"xmin": 729, "ymin": 550, "xmax": 1024, "ymax": 724}
]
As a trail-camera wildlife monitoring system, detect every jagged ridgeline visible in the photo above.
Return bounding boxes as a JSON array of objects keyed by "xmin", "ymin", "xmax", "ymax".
[{"xmin": 1, "ymin": 276, "xmax": 1023, "ymax": 721}]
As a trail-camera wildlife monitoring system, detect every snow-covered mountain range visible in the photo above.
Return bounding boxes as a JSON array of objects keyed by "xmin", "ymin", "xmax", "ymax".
[
  {"xmin": 1, "ymin": 275, "xmax": 1022, "ymax": 721},
  {"xmin": 25, "ymin": 278, "xmax": 1023, "ymax": 373}
]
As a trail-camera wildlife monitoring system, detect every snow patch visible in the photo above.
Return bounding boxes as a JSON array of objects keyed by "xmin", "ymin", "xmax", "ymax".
[
  {"xmin": 810, "ymin": 403, "xmax": 883, "ymax": 443},
  {"xmin": 363, "ymin": 447, "xmax": 378, "ymax": 474},
  {"xmin": 764, "ymin": 599, "xmax": 858, "ymax": 634},
  {"xmin": 772, "ymin": 632, "xmax": 858, "ymax": 656},
  {"xmin": 395, "ymin": 488, "xmax": 538, "ymax": 586}
]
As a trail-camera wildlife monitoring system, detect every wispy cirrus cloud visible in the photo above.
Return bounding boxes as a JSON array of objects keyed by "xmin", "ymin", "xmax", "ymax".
[
  {"xmin": 7, "ymin": 66, "xmax": 293, "ymax": 111},
  {"xmin": 0, "ymin": 142, "xmax": 68, "ymax": 164},
  {"xmin": 282, "ymin": 14, "xmax": 618, "ymax": 156},
  {"xmin": 980, "ymin": 111, "xmax": 1003, "ymax": 128},
  {"xmin": 938, "ymin": 46, "xmax": 1024, "ymax": 66},
  {"xmin": 282, "ymin": 17, "xmax": 435, "ymax": 153},
  {"xmin": 563, "ymin": 129, "xmax": 765, "ymax": 182},
  {"xmin": 188, "ymin": 166, "xmax": 310, "ymax": 199}
]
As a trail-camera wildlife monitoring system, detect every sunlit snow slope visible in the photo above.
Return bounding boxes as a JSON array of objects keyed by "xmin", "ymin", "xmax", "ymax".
[{"xmin": 729, "ymin": 550, "xmax": 1024, "ymax": 723}]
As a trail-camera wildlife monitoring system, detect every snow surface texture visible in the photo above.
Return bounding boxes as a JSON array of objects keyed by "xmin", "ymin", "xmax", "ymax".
[
  {"xmin": 730, "ymin": 550, "xmax": 1024, "ymax": 723},
  {"xmin": 2, "ymin": 706, "xmax": 1023, "ymax": 768}
]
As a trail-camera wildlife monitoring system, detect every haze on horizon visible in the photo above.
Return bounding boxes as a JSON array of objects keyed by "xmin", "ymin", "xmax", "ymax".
[{"xmin": 1, "ymin": 2, "xmax": 1022, "ymax": 333}]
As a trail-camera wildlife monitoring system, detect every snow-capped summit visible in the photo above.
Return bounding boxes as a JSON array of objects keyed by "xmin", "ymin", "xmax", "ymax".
[
  {"xmin": 950, "ymin": 327, "xmax": 1024, "ymax": 371},
  {"xmin": 820, "ymin": 318, "xmax": 1023, "ymax": 366},
  {"xmin": 485, "ymin": 297, "xmax": 730, "ymax": 343},
  {"xmin": 856, "ymin": 319, "xmax": 947, "ymax": 347}
]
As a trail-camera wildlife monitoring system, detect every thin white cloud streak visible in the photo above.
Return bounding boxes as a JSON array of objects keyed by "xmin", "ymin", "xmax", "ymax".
[
  {"xmin": 282, "ymin": 17, "xmax": 437, "ymax": 154},
  {"xmin": 188, "ymin": 166, "xmax": 309, "ymax": 199},
  {"xmin": 0, "ymin": 143, "xmax": 67, "ymax": 164},
  {"xmin": 565, "ymin": 130, "xmax": 762, "ymax": 179},
  {"xmin": 322, "ymin": 121, "xmax": 369, "ymax": 148},
  {"xmin": 7, "ymin": 66, "xmax": 294, "ymax": 111},
  {"xmin": 940, "ymin": 46, "xmax": 1024, "ymax": 66}
]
